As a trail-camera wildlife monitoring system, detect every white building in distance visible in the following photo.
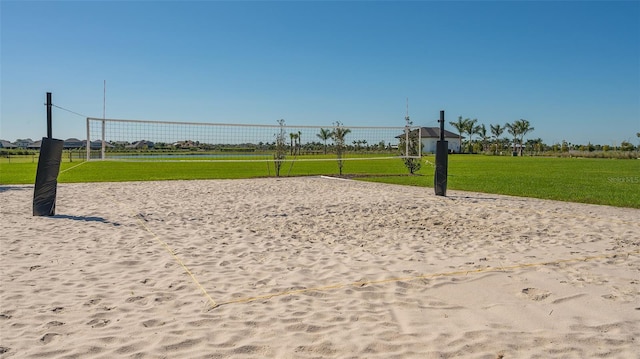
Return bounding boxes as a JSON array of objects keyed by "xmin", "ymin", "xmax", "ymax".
[{"xmin": 418, "ymin": 127, "xmax": 463, "ymax": 153}]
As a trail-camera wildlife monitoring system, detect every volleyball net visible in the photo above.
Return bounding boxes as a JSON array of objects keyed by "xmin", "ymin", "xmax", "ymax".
[{"xmin": 86, "ymin": 118, "xmax": 421, "ymax": 161}]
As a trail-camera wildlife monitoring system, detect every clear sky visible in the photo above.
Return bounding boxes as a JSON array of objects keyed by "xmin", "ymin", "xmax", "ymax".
[{"xmin": 1, "ymin": 1, "xmax": 639, "ymax": 146}]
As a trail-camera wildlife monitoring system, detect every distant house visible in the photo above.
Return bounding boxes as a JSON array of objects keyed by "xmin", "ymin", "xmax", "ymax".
[
  {"xmin": 0, "ymin": 140, "xmax": 17, "ymax": 149},
  {"xmin": 14, "ymin": 138, "xmax": 34, "ymax": 149},
  {"xmin": 419, "ymin": 127, "xmax": 462, "ymax": 153},
  {"xmin": 398, "ymin": 127, "xmax": 462, "ymax": 153},
  {"xmin": 64, "ymin": 138, "xmax": 84, "ymax": 149},
  {"xmin": 173, "ymin": 140, "xmax": 197, "ymax": 149},
  {"xmin": 126, "ymin": 140, "xmax": 154, "ymax": 149},
  {"xmin": 27, "ymin": 140, "xmax": 42, "ymax": 150},
  {"xmin": 85, "ymin": 140, "xmax": 115, "ymax": 150}
]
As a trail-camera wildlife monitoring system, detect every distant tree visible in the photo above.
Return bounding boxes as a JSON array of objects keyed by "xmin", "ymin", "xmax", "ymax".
[
  {"xmin": 289, "ymin": 132, "xmax": 299, "ymax": 155},
  {"xmin": 317, "ymin": 128, "xmax": 332, "ymax": 154},
  {"xmin": 331, "ymin": 122, "xmax": 351, "ymax": 175},
  {"xmin": 505, "ymin": 122, "xmax": 519, "ymax": 154},
  {"xmin": 464, "ymin": 118, "xmax": 480, "ymax": 153},
  {"xmin": 449, "ymin": 116, "xmax": 468, "ymax": 153},
  {"xmin": 620, "ymin": 141, "xmax": 635, "ymax": 151},
  {"xmin": 514, "ymin": 119, "xmax": 534, "ymax": 156},
  {"xmin": 274, "ymin": 119, "xmax": 287, "ymax": 176},
  {"xmin": 477, "ymin": 124, "xmax": 490, "ymax": 152},
  {"xmin": 490, "ymin": 124, "xmax": 505, "ymax": 155},
  {"xmin": 399, "ymin": 115, "xmax": 422, "ymax": 174},
  {"xmin": 526, "ymin": 138, "xmax": 544, "ymax": 155}
]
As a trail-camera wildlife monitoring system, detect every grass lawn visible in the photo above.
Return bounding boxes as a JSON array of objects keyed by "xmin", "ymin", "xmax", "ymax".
[
  {"xmin": 1, "ymin": 155, "xmax": 638, "ymax": 208},
  {"xmin": 365, "ymin": 155, "xmax": 640, "ymax": 208}
]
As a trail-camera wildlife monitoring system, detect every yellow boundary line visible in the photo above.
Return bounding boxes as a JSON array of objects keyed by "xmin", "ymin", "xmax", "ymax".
[
  {"xmin": 59, "ymin": 161, "xmax": 87, "ymax": 174},
  {"xmin": 99, "ymin": 183, "xmax": 220, "ymax": 309},
  {"xmin": 215, "ymin": 248, "xmax": 640, "ymax": 308},
  {"xmin": 103, "ymin": 177, "xmax": 637, "ymax": 311},
  {"xmin": 134, "ymin": 214, "xmax": 218, "ymax": 309}
]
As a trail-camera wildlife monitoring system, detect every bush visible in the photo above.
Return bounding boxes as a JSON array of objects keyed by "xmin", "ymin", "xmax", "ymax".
[{"xmin": 0, "ymin": 149, "xmax": 37, "ymax": 156}]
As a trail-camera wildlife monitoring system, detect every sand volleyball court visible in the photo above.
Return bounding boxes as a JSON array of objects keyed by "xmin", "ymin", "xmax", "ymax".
[{"xmin": 1, "ymin": 177, "xmax": 638, "ymax": 358}]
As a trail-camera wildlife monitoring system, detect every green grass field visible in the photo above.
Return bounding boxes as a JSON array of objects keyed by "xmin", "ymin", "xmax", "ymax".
[{"xmin": 1, "ymin": 155, "xmax": 638, "ymax": 208}]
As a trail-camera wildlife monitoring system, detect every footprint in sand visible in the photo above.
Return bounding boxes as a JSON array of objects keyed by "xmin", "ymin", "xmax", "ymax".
[
  {"xmin": 521, "ymin": 288, "xmax": 551, "ymax": 301},
  {"xmin": 87, "ymin": 318, "xmax": 110, "ymax": 328},
  {"xmin": 125, "ymin": 296, "xmax": 146, "ymax": 303},
  {"xmin": 46, "ymin": 321, "xmax": 65, "ymax": 328},
  {"xmin": 40, "ymin": 333, "xmax": 60, "ymax": 344}
]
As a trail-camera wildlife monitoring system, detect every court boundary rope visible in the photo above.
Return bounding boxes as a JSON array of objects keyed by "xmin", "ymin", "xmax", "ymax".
[
  {"xmin": 59, "ymin": 161, "xmax": 87, "ymax": 174},
  {"xmin": 133, "ymin": 213, "xmax": 218, "ymax": 309},
  {"xmin": 213, "ymin": 248, "xmax": 640, "ymax": 308},
  {"xmin": 97, "ymin": 177, "xmax": 636, "ymax": 312},
  {"xmin": 103, "ymin": 190, "xmax": 220, "ymax": 309}
]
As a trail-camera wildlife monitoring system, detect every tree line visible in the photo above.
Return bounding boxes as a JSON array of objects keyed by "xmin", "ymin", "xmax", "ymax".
[
  {"xmin": 449, "ymin": 117, "xmax": 535, "ymax": 156},
  {"xmin": 449, "ymin": 117, "xmax": 639, "ymax": 156}
]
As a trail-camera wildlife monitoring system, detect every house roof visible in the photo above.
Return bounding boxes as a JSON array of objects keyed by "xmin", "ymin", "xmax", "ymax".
[
  {"xmin": 418, "ymin": 127, "xmax": 463, "ymax": 139},
  {"xmin": 0, "ymin": 140, "xmax": 17, "ymax": 148},
  {"xmin": 397, "ymin": 127, "xmax": 463, "ymax": 139},
  {"xmin": 28, "ymin": 140, "xmax": 42, "ymax": 148},
  {"xmin": 86, "ymin": 140, "xmax": 114, "ymax": 149},
  {"xmin": 64, "ymin": 138, "xmax": 84, "ymax": 148},
  {"xmin": 126, "ymin": 140, "xmax": 154, "ymax": 149}
]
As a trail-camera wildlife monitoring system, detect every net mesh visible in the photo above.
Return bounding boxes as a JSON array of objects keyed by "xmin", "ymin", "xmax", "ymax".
[{"xmin": 86, "ymin": 118, "xmax": 421, "ymax": 163}]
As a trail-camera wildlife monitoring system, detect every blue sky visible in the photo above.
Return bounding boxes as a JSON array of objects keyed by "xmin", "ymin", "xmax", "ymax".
[{"xmin": 1, "ymin": 1, "xmax": 639, "ymax": 146}]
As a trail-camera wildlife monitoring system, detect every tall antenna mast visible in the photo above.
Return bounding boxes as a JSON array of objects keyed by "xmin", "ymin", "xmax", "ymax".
[
  {"xmin": 404, "ymin": 97, "xmax": 409, "ymax": 125},
  {"xmin": 103, "ymin": 80, "xmax": 106, "ymax": 119}
]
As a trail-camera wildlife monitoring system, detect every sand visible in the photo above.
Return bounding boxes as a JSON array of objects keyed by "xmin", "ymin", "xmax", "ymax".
[{"xmin": 1, "ymin": 177, "xmax": 638, "ymax": 358}]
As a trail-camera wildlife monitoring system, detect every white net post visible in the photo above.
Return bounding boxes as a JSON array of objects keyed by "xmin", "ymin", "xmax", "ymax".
[
  {"xmin": 101, "ymin": 119, "xmax": 106, "ymax": 160},
  {"xmin": 86, "ymin": 118, "xmax": 90, "ymax": 161},
  {"xmin": 418, "ymin": 127, "xmax": 422, "ymax": 157}
]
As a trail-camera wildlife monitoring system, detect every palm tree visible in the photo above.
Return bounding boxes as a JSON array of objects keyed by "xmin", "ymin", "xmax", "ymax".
[
  {"xmin": 317, "ymin": 128, "xmax": 332, "ymax": 154},
  {"xmin": 274, "ymin": 119, "xmax": 287, "ymax": 176},
  {"xmin": 463, "ymin": 118, "xmax": 479, "ymax": 153},
  {"xmin": 289, "ymin": 132, "xmax": 299, "ymax": 155},
  {"xmin": 331, "ymin": 122, "xmax": 351, "ymax": 175},
  {"xmin": 449, "ymin": 116, "xmax": 468, "ymax": 153},
  {"xmin": 505, "ymin": 122, "xmax": 519, "ymax": 154},
  {"xmin": 527, "ymin": 138, "xmax": 544, "ymax": 155},
  {"xmin": 490, "ymin": 124, "xmax": 505, "ymax": 154},
  {"xmin": 515, "ymin": 119, "xmax": 534, "ymax": 156},
  {"xmin": 477, "ymin": 124, "xmax": 490, "ymax": 152}
]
